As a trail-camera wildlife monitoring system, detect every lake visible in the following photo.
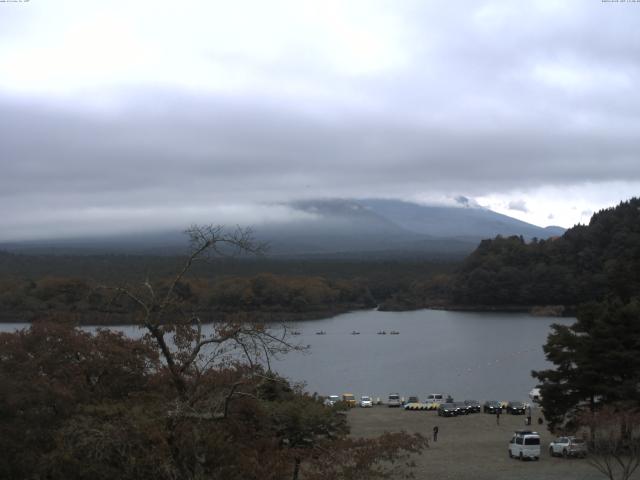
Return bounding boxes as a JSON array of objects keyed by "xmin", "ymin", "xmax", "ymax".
[
  {"xmin": 272, "ymin": 308, "xmax": 572, "ymax": 403},
  {"xmin": 0, "ymin": 309, "xmax": 573, "ymax": 403}
]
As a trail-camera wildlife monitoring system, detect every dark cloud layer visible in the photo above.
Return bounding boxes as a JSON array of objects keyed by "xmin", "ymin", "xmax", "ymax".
[{"xmin": 0, "ymin": 1, "xmax": 639, "ymax": 239}]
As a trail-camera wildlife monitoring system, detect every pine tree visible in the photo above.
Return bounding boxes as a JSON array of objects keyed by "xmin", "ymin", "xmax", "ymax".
[{"xmin": 533, "ymin": 297, "xmax": 640, "ymax": 431}]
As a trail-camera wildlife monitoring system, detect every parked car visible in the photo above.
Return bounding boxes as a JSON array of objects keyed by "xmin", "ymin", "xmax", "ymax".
[
  {"xmin": 404, "ymin": 395, "xmax": 427, "ymax": 410},
  {"xmin": 359, "ymin": 395, "xmax": 373, "ymax": 408},
  {"xmin": 549, "ymin": 436, "xmax": 587, "ymax": 458},
  {"xmin": 509, "ymin": 430, "xmax": 541, "ymax": 460},
  {"xmin": 506, "ymin": 401, "xmax": 526, "ymax": 415},
  {"xmin": 342, "ymin": 393, "xmax": 357, "ymax": 407},
  {"xmin": 324, "ymin": 395, "xmax": 340, "ymax": 406},
  {"xmin": 437, "ymin": 403, "xmax": 458, "ymax": 417},
  {"xmin": 388, "ymin": 393, "xmax": 402, "ymax": 407},
  {"xmin": 464, "ymin": 400, "xmax": 481, "ymax": 413},
  {"xmin": 453, "ymin": 401, "xmax": 471, "ymax": 415},
  {"xmin": 425, "ymin": 393, "xmax": 446, "ymax": 404},
  {"xmin": 529, "ymin": 387, "xmax": 542, "ymax": 403},
  {"xmin": 483, "ymin": 400, "xmax": 503, "ymax": 414}
]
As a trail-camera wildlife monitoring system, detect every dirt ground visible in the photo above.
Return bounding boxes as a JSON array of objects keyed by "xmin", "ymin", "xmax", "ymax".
[{"xmin": 347, "ymin": 405, "xmax": 639, "ymax": 480}]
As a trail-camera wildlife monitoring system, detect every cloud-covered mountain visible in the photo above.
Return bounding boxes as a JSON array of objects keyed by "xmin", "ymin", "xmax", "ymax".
[
  {"xmin": 357, "ymin": 199, "xmax": 566, "ymax": 240},
  {"xmin": 256, "ymin": 199, "xmax": 565, "ymax": 257},
  {"xmin": 0, "ymin": 199, "xmax": 565, "ymax": 258}
]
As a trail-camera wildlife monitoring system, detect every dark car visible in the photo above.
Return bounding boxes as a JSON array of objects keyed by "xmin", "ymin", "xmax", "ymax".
[
  {"xmin": 453, "ymin": 401, "xmax": 471, "ymax": 415},
  {"xmin": 483, "ymin": 400, "xmax": 503, "ymax": 414},
  {"xmin": 506, "ymin": 401, "xmax": 526, "ymax": 415},
  {"xmin": 437, "ymin": 403, "xmax": 458, "ymax": 417},
  {"xmin": 464, "ymin": 400, "xmax": 481, "ymax": 413}
]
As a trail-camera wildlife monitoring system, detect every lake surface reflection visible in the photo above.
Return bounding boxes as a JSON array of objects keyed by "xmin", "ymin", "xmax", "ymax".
[{"xmin": 0, "ymin": 309, "xmax": 573, "ymax": 403}]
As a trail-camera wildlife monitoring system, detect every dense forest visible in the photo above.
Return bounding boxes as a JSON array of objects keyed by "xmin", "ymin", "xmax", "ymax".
[
  {"xmin": 451, "ymin": 198, "xmax": 640, "ymax": 309},
  {"xmin": 0, "ymin": 251, "xmax": 455, "ymax": 323}
]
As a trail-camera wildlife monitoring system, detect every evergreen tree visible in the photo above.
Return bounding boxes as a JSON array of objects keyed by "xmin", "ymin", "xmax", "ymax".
[
  {"xmin": 453, "ymin": 197, "xmax": 640, "ymax": 308},
  {"xmin": 533, "ymin": 297, "xmax": 640, "ymax": 431}
]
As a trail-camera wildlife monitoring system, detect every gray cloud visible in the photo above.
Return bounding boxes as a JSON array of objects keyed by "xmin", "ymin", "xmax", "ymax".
[
  {"xmin": 508, "ymin": 200, "xmax": 528, "ymax": 213},
  {"xmin": 0, "ymin": 1, "xmax": 639, "ymax": 239}
]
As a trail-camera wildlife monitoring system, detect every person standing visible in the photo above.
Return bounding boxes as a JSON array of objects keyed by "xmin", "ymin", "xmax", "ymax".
[
  {"xmin": 526, "ymin": 405, "xmax": 532, "ymax": 426},
  {"xmin": 496, "ymin": 409, "xmax": 501, "ymax": 425},
  {"xmin": 433, "ymin": 425, "xmax": 439, "ymax": 442}
]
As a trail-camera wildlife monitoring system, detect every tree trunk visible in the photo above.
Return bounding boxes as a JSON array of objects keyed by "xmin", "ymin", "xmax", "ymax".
[{"xmin": 292, "ymin": 457, "xmax": 301, "ymax": 480}]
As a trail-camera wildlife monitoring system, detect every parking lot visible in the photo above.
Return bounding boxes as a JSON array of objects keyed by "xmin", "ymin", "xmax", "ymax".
[{"xmin": 347, "ymin": 405, "xmax": 637, "ymax": 480}]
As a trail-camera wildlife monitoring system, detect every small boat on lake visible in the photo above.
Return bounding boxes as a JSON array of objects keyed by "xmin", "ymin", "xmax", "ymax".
[
  {"xmin": 389, "ymin": 331, "xmax": 400, "ymax": 335},
  {"xmin": 316, "ymin": 331, "xmax": 326, "ymax": 335},
  {"xmin": 377, "ymin": 330, "xmax": 387, "ymax": 335},
  {"xmin": 350, "ymin": 330, "xmax": 360, "ymax": 335}
]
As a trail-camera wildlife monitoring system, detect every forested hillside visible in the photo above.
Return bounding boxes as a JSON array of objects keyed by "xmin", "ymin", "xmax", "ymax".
[{"xmin": 452, "ymin": 198, "xmax": 640, "ymax": 308}]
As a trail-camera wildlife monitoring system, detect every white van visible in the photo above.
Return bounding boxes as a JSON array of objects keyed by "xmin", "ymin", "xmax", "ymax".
[
  {"xmin": 529, "ymin": 388, "xmax": 542, "ymax": 403},
  {"xmin": 508, "ymin": 430, "xmax": 541, "ymax": 460},
  {"xmin": 387, "ymin": 393, "xmax": 402, "ymax": 408},
  {"xmin": 425, "ymin": 393, "xmax": 450, "ymax": 404}
]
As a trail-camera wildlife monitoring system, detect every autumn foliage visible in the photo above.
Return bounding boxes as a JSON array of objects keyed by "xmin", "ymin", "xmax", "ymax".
[{"xmin": 0, "ymin": 320, "xmax": 427, "ymax": 479}]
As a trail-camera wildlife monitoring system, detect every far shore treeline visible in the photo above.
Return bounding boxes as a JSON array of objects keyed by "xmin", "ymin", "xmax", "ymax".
[
  {"xmin": 0, "ymin": 197, "xmax": 638, "ymax": 324},
  {"xmin": 0, "ymin": 256, "xmax": 455, "ymax": 324}
]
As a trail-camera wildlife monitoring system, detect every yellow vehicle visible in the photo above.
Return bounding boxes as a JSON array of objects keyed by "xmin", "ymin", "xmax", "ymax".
[{"xmin": 342, "ymin": 393, "xmax": 357, "ymax": 407}]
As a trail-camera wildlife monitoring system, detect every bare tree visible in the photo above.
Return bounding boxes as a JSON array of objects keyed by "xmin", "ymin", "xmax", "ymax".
[
  {"xmin": 579, "ymin": 406, "xmax": 640, "ymax": 480},
  {"xmin": 107, "ymin": 225, "xmax": 301, "ymax": 401}
]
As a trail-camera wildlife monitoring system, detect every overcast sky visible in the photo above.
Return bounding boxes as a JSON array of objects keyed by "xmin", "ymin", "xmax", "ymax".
[{"xmin": 1, "ymin": 0, "xmax": 639, "ymax": 241}]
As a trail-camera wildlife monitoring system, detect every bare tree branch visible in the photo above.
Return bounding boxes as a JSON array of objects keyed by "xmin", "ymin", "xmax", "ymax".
[{"xmin": 99, "ymin": 225, "xmax": 295, "ymax": 402}]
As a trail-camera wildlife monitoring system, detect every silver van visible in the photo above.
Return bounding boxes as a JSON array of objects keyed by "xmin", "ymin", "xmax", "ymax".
[{"xmin": 387, "ymin": 393, "xmax": 402, "ymax": 407}]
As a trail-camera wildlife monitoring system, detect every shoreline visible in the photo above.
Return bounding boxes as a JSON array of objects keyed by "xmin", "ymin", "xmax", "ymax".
[
  {"xmin": 0, "ymin": 302, "xmax": 575, "ymax": 327},
  {"xmin": 424, "ymin": 303, "xmax": 575, "ymax": 317},
  {"xmin": 380, "ymin": 302, "xmax": 575, "ymax": 317},
  {"xmin": 0, "ymin": 305, "xmax": 361, "ymax": 326}
]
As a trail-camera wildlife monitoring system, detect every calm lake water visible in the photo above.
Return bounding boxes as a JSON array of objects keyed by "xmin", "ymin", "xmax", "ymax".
[
  {"xmin": 273, "ymin": 309, "xmax": 573, "ymax": 403},
  {"xmin": 0, "ymin": 309, "xmax": 573, "ymax": 403}
]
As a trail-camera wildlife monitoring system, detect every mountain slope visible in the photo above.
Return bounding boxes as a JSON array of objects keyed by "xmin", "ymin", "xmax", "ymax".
[
  {"xmin": 358, "ymin": 199, "xmax": 561, "ymax": 240},
  {"xmin": 0, "ymin": 198, "xmax": 565, "ymax": 258},
  {"xmin": 256, "ymin": 199, "xmax": 564, "ymax": 257}
]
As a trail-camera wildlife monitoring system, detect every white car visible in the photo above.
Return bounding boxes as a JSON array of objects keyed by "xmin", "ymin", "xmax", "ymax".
[
  {"xmin": 324, "ymin": 395, "xmax": 340, "ymax": 406},
  {"xmin": 360, "ymin": 395, "xmax": 373, "ymax": 407},
  {"xmin": 529, "ymin": 387, "xmax": 542, "ymax": 403},
  {"xmin": 509, "ymin": 430, "xmax": 541, "ymax": 461},
  {"xmin": 549, "ymin": 436, "xmax": 587, "ymax": 458}
]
